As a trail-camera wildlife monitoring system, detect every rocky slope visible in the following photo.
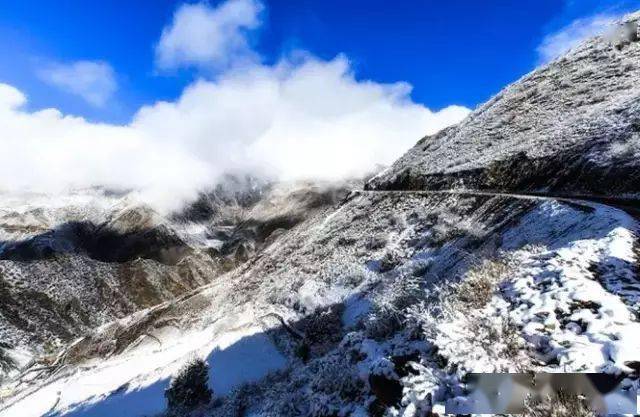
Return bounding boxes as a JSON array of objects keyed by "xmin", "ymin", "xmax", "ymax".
[
  {"xmin": 4, "ymin": 189, "xmax": 639, "ymax": 416},
  {"xmin": 1, "ymin": 12, "xmax": 640, "ymax": 417},
  {"xmin": 0, "ymin": 179, "xmax": 351, "ymax": 366},
  {"xmin": 368, "ymin": 12, "xmax": 640, "ymax": 198}
]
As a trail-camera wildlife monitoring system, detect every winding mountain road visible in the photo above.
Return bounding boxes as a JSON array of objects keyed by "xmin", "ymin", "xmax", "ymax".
[{"xmin": 348, "ymin": 188, "xmax": 640, "ymax": 218}]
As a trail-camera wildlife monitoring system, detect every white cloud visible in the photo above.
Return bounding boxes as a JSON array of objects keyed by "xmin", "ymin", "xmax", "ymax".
[
  {"xmin": 0, "ymin": 0, "xmax": 471, "ymax": 213},
  {"xmin": 155, "ymin": 0, "xmax": 263, "ymax": 71},
  {"xmin": 135, "ymin": 56, "xmax": 470, "ymax": 182},
  {"xmin": 537, "ymin": 14, "xmax": 620, "ymax": 63},
  {"xmin": 0, "ymin": 83, "xmax": 27, "ymax": 109},
  {"xmin": 0, "ymin": 83, "xmax": 212, "ymax": 212},
  {"xmin": 0, "ymin": 56, "xmax": 469, "ymax": 213},
  {"xmin": 38, "ymin": 60, "xmax": 117, "ymax": 107}
]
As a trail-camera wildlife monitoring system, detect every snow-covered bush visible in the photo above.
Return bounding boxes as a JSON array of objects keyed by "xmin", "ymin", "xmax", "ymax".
[
  {"xmin": 365, "ymin": 234, "xmax": 387, "ymax": 250},
  {"xmin": 165, "ymin": 358, "xmax": 212, "ymax": 414},
  {"xmin": 606, "ymin": 134, "xmax": 640, "ymax": 161},
  {"xmin": 266, "ymin": 388, "xmax": 309, "ymax": 417},
  {"xmin": 430, "ymin": 208, "xmax": 486, "ymax": 245},
  {"xmin": 308, "ymin": 354, "xmax": 364, "ymax": 416},
  {"xmin": 400, "ymin": 362, "xmax": 448, "ymax": 415},
  {"xmin": 365, "ymin": 274, "xmax": 422, "ymax": 340},
  {"xmin": 455, "ymin": 258, "xmax": 511, "ymax": 309},
  {"xmin": 321, "ymin": 262, "xmax": 376, "ymax": 288},
  {"xmin": 406, "ymin": 256, "xmax": 527, "ymax": 373},
  {"xmin": 451, "ymin": 313, "xmax": 523, "ymax": 369},
  {"xmin": 299, "ymin": 305, "xmax": 343, "ymax": 348},
  {"xmin": 262, "ymin": 272, "xmax": 305, "ymax": 307}
]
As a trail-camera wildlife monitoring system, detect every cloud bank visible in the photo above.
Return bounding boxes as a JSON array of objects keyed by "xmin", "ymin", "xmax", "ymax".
[
  {"xmin": 1, "ymin": 57, "xmax": 469, "ymax": 211},
  {"xmin": 38, "ymin": 60, "xmax": 117, "ymax": 107},
  {"xmin": 1, "ymin": 1, "xmax": 470, "ymax": 213}
]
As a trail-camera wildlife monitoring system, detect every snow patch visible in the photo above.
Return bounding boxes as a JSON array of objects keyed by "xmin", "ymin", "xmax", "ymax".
[
  {"xmin": 1, "ymin": 317, "xmax": 287, "ymax": 416},
  {"xmin": 207, "ymin": 327, "xmax": 287, "ymax": 396}
]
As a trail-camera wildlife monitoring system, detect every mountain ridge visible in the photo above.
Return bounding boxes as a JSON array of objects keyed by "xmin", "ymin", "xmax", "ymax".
[{"xmin": 367, "ymin": 12, "xmax": 640, "ymax": 200}]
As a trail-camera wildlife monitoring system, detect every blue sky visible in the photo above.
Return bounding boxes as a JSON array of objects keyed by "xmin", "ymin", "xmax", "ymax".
[{"xmin": 1, "ymin": 0, "xmax": 639, "ymax": 124}]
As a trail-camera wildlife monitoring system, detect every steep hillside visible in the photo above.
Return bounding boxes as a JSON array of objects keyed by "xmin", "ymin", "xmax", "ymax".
[
  {"xmin": 3, "ymin": 190, "xmax": 638, "ymax": 416},
  {"xmin": 368, "ymin": 13, "xmax": 640, "ymax": 197},
  {"xmin": 0, "ymin": 180, "xmax": 351, "ymax": 369}
]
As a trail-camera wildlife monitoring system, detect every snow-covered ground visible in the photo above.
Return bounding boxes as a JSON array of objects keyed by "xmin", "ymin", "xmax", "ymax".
[
  {"xmin": 503, "ymin": 202, "xmax": 640, "ymax": 373},
  {"xmin": 0, "ymin": 307, "xmax": 287, "ymax": 417},
  {"xmin": 1, "ymin": 192, "xmax": 639, "ymax": 416},
  {"xmin": 404, "ymin": 199, "xmax": 640, "ymax": 414}
]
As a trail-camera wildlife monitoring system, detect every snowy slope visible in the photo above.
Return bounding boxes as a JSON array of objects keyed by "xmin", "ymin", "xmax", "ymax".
[
  {"xmin": 2, "ymin": 191, "xmax": 638, "ymax": 416},
  {"xmin": 0, "ymin": 180, "xmax": 352, "ymax": 388},
  {"xmin": 368, "ymin": 12, "xmax": 640, "ymax": 198},
  {"xmin": 0, "ymin": 189, "xmax": 217, "ymax": 356}
]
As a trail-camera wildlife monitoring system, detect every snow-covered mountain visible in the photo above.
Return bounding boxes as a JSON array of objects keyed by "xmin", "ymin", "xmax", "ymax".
[
  {"xmin": 0, "ymin": 179, "xmax": 352, "ymax": 368},
  {"xmin": 1, "ymin": 12, "xmax": 640, "ymax": 417},
  {"xmin": 368, "ymin": 12, "xmax": 640, "ymax": 198}
]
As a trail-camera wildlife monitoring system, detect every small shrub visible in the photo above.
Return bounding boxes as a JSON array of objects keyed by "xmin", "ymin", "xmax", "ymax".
[
  {"xmin": 322, "ymin": 263, "xmax": 373, "ymax": 288},
  {"xmin": 455, "ymin": 258, "xmax": 511, "ymax": 310},
  {"xmin": 364, "ymin": 306, "xmax": 403, "ymax": 340},
  {"xmin": 524, "ymin": 390, "xmax": 596, "ymax": 417},
  {"xmin": 299, "ymin": 306, "xmax": 343, "ymax": 347},
  {"xmin": 42, "ymin": 339, "xmax": 60, "ymax": 356},
  {"xmin": 378, "ymin": 250, "xmax": 401, "ymax": 272},
  {"xmin": 309, "ymin": 354, "xmax": 364, "ymax": 401},
  {"xmin": 365, "ymin": 274, "xmax": 422, "ymax": 339},
  {"xmin": 406, "ymin": 256, "xmax": 527, "ymax": 372},
  {"xmin": 165, "ymin": 359, "xmax": 212, "ymax": 413},
  {"xmin": 365, "ymin": 234, "xmax": 387, "ymax": 250},
  {"xmin": 468, "ymin": 316, "xmax": 523, "ymax": 364}
]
